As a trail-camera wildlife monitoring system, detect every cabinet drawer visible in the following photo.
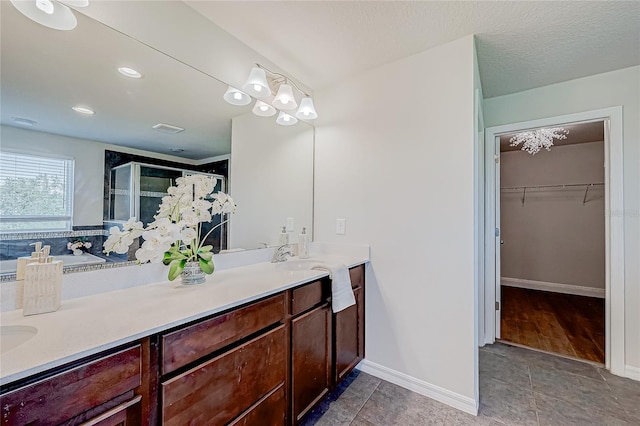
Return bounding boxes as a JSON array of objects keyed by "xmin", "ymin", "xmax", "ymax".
[
  {"xmin": 162, "ymin": 293, "xmax": 285, "ymax": 374},
  {"xmin": 80, "ymin": 394, "xmax": 142, "ymax": 426},
  {"xmin": 1, "ymin": 345, "xmax": 141, "ymax": 426},
  {"xmin": 349, "ymin": 265, "xmax": 364, "ymax": 289},
  {"xmin": 161, "ymin": 325, "xmax": 286, "ymax": 426},
  {"xmin": 291, "ymin": 280, "xmax": 324, "ymax": 316},
  {"xmin": 229, "ymin": 384, "xmax": 285, "ymax": 426}
]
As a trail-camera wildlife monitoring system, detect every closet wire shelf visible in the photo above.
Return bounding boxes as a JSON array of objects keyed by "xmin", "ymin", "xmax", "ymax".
[{"xmin": 500, "ymin": 182, "xmax": 604, "ymax": 205}]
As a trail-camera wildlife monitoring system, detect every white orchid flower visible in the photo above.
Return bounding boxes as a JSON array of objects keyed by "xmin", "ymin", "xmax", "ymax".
[{"xmin": 180, "ymin": 227, "xmax": 197, "ymax": 243}]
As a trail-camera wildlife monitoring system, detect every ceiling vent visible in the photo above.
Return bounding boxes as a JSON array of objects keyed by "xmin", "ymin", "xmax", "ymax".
[{"xmin": 152, "ymin": 123, "xmax": 185, "ymax": 134}]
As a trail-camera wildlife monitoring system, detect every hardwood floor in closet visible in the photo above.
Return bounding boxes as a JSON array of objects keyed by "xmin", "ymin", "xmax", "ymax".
[{"xmin": 500, "ymin": 286, "xmax": 605, "ymax": 363}]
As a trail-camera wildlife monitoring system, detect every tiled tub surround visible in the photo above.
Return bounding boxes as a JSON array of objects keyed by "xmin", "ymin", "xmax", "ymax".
[
  {"xmin": 0, "ymin": 242, "xmax": 369, "ymax": 385},
  {"xmin": 0, "ymin": 227, "xmax": 106, "ymax": 260},
  {"xmin": 0, "ymin": 226, "xmax": 118, "ymax": 282}
]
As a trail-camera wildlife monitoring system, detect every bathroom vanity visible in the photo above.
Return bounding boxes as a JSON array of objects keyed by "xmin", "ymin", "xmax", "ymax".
[{"xmin": 0, "ymin": 259, "xmax": 366, "ymax": 425}]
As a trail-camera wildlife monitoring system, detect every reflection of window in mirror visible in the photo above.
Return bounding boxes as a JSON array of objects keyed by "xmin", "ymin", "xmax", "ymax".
[{"xmin": 0, "ymin": 151, "xmax": 74, "ymax": 232}]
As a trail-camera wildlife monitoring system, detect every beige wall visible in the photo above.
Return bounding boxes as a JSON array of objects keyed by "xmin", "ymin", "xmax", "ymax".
[
  {"xmin": 314, "ymin": 36, "xmax": 478, "ymax": 408},
  {"xmin": 229, "ymin": 113, "xmax": 314, "ymax": 250},
  {"xmin": 501, "ymin": 141, "xmax": 605, "ymax": 289},
  {"xmin": 484, "ymin": 65, "xmax": 640, "ymax": 371}
]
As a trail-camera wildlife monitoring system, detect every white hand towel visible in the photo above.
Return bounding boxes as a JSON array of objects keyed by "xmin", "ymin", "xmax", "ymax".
[{"xmin": 311, "ymin": 262, "xmax": 356, "ymax": 313}]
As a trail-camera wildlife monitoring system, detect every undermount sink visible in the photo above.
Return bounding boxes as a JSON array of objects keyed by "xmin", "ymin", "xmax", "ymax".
[
  {"xmin": 0, "ymin": 325, "xmax": 38, "ymax": 354},
  {"xmin": 276, "ymin": 259, "xmax": 319, "ymax": 271}
]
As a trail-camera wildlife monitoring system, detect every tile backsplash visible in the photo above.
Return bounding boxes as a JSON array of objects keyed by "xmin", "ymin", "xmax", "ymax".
[{"xmin": 0, "ymin": 226, "xmax": 107, "ymax": 260}]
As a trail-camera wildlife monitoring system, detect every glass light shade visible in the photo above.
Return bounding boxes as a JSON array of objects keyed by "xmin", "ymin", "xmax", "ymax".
[
  {"xmin": 223, "ymin": 86, "xmax": 251, "ymax": 106},
  {"xmin": 36, "ymin": 0, "xmax": 54, "ymax": 14},
  {"xmin": 252, "ymin": 100, "xmax": 276, "ymax": 117},
  {"xmin": 58, "ymin": 0, "xmax": 90, "ymax": 6},
  {"xmin": 11, "ymin": 0, "xmax": 78, "ymax": 30},
  {"xmin": 295, "ymin": 97, "xmax": 318, "ymax": 120},
  {"xmin": 276, "ymin": 111, "xmax": 298, "ymax": 126},
  {"xmin": 272, "ymin": 83, "xmax": 298, "ymax": 110},
  {"xmin": 242, "ymin": 67, "xmax": 271, "ymax": 98}
]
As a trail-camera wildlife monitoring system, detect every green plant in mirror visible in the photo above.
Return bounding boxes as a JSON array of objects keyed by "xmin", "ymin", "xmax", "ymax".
[{"xmin": 103, "ymin": 175, "xmax": 236, "ymax": 281}]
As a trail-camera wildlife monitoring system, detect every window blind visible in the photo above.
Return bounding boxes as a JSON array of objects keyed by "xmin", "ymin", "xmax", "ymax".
[{"xmin": 0, "ymin": 151, "xmax": 74, "ymax": 232}]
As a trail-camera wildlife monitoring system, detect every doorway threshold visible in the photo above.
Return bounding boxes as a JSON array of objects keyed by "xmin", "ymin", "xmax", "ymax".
[{"xmin": 496, "ymin": 339, "xmax": 605, "ymax": 368}]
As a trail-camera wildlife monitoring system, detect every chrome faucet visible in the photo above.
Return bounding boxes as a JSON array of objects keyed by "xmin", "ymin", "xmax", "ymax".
[{"xmin": 271, "ymin": 244, "xmax": 293, "ymax": 263}]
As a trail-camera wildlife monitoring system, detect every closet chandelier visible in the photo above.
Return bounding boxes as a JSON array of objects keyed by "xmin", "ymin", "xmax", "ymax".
[
  {"xmin": 509, "ymin": 127, "xmax": 569, "ymax": 155},
  {"xmin": 223, "ymin": 64, "xmax": 317, "ymax": 126},
  {"xmin": 10, "ymin": 0, "xmax": 89, "ymax": 31}
]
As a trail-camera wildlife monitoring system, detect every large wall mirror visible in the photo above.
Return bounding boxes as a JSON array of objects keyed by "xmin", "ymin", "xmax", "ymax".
[{"xmin": 0, "ymin": 2, "xmax": 314, "ymax": 275}]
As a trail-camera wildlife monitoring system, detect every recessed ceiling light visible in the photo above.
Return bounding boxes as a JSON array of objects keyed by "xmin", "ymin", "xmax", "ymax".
[
  {"xmin": 13, "ymin": 117, "xmax": 37, "ymax": 126},
  {"xmin": 72, "ymin": 106, "xmax": 94, "ymax": 115},
  {"xmin": 117, "ymin": 67, "xmax": 143, "ymax": 79},
  {"xmin": 170, "ymin": 148, "xmax": 184, "ymax": 153},
  {"xmin": 153, "ymin": 123, "xmax": 185, "ymax": 134}
]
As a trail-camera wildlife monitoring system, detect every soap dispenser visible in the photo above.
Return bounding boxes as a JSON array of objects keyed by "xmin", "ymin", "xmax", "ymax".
[
  {"xmin": 298, "ymin": 227, "xmax": 309, "ymax": 259},
  {"xmin": 278, "ymin": 226, "xmax": 288, "ymax": 245}
]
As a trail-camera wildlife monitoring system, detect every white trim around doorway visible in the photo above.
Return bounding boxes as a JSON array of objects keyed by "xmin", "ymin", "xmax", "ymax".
[{"xmin": 482, "ymin": 106, "xmax": 625, "ymax": 377}]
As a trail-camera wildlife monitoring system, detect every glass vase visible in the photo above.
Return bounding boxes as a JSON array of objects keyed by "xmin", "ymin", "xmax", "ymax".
[{"xmin": 181, "ymin": 261, "xmax": 206, "ymax": 285}]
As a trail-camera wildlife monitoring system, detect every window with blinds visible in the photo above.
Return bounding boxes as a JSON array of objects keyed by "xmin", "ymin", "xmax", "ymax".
[{"xmin": 0, "ymin": 151, "xmax": 74, "ymax": 232}]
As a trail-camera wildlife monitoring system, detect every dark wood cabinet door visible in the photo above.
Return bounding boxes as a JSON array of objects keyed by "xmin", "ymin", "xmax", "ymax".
[
  {"xmin": 291, "ymin": 304, "xmax": 331, "ymax": 423},
  {"xmin": 161, "ymin": 325, "xmax": 286, "ymax": 426},
  {"xmin": 0, "ymin": 346, "xmax": 141, "ymax": 426},
  {"xmin": 228, "ymin": 384, "xmax": 286, "ymax": 426},
  {"xmin": 334, "ymin": 286, "xmax": 363, "ymax": 383}
]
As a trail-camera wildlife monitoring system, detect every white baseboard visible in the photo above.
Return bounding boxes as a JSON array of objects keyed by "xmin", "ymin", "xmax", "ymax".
[
  {"xmin": 501, "ymin": 277, "xmax": 605, "ymax": 299},
  {"xmin": 356, "ymin": 360, "xmax": 478, "ymax": 415},
  {"xmin": 625, "ymin": 365, "xmax": 640, "ymax": 381}
]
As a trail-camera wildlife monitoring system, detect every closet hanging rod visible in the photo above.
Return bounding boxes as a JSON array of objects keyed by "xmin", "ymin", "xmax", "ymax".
[{"xmin": 500, "ymin": 182, "xmax": 604, "ymax": 190}]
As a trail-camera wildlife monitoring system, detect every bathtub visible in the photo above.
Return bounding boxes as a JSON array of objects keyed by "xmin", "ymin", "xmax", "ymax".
[{"xmin": 0, "ymin": 254, "xmax": 107, "ymax": 275}]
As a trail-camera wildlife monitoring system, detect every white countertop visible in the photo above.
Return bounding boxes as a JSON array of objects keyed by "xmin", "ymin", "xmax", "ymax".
[{"xmin": 0, "ymin": 253, "xmax": 368, "ymax": 386}]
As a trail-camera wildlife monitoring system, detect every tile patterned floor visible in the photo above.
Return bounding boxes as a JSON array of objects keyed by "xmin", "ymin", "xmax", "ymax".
[{"xmin": 301, "ymin": 343, "xmax": 640, "ymax": 425}]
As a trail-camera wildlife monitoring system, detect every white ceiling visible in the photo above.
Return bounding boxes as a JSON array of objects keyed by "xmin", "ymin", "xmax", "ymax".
[{"xmin": 185, "ymin": 1, "xmax": 640, "ymax": 98}]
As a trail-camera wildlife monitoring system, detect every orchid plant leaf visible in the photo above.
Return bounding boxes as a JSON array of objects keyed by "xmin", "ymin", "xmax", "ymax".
[
  {"xmin": 199, "ymin": 258, "xmax": 214, "ymax": 274},
  {"xmin": 198, "ymin": 251, "xmax": 213, "ymax": 261},
  {"xmin": 163, "ymin": 250, "xmax": 188, "ymax": 265},
  {"xmin": 168, "ymin": 259, "xmax": 186, "ymax": 281}
]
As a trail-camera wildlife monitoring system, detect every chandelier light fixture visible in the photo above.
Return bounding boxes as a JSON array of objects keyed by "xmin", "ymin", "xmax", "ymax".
[
  {"xmin": 10, "ymin": 0, "xmax": 89, "ymax": 31},
  {"xmin": 223, "ymin": 63, "xmax": 318, "ymax": 126},
  {"xmin": 509, "ymin": 127, "xmax": 569, "ymax": 155}
]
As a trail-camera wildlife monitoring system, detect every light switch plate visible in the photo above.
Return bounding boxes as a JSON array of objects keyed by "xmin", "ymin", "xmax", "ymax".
[
  {"xmin": 286, "ymin": 217, "xmax": 294, "ymax": 232},
  {"xmin": 336, "ymin": 218, "xmax": 346, "ymax": 235}
]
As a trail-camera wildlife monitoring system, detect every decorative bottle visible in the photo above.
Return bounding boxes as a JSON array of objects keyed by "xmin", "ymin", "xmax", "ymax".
[
  {"xmin": 278, "ymin": 226, "xmax": 288, "ymax": 245},
  {"xmin": 298, "ymin": 227, "xmax": 309, "ymax": 259}
]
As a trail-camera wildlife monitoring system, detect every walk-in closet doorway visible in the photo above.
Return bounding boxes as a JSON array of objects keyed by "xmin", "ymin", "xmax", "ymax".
[
  {"xmin": 498, "ymin": 120, "xmax": 605, "ymax": 363},
  {"xmin": 483, "ymin": 107, "xmax": 625, "ymax": 375}
]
